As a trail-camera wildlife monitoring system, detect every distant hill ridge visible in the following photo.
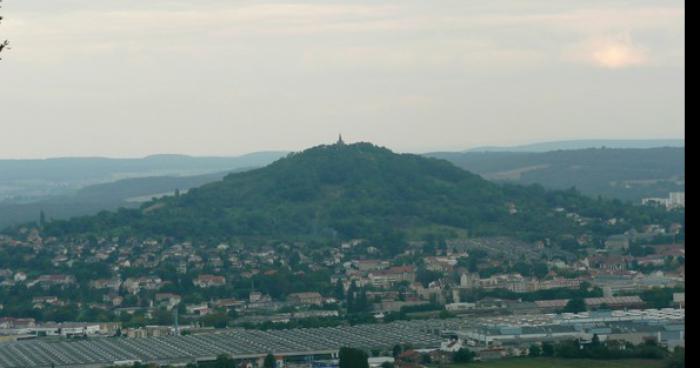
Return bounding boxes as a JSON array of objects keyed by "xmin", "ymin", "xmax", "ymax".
[
  {"xmin": 465, "ymin": 139, "xmax": 684, "ymax": 152},
  {"xmin": 0, "ymin": 151, "xmax": 288, "ymax": 182},
  {"xmin": 427, "ymin": 147, "xmax": 684, "ymax": 201}
]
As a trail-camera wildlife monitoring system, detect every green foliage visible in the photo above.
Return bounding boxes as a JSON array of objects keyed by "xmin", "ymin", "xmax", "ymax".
[
  {"xmin": 213, "ymin": 354, "xmax": 236, "ymax": 368},
  {"xmin": 638, "ymin": 287, "xmax": 684, "ymax": 309},
  {"xmin": 511, "ymin": 261, "xmax": 549, "ymax": 279},
  {"xmin": 453, "ymin": 348, "xmax": 476, "ymax": 363},
  {"xmin": 346, "ymin": 282, "xmax": 371, "ymax": 314},
  {"xmin": 416, "ymin": 267, "xmax": 443, "ymax": 287},
  {"xmin": 263, "ymin": 353, "xmax": 276, "ymax": 368},
  {"xmin": 459, "ymin": 285, "xmax": 602, "ymax": 304},
  {"xmin": 439, "ymin": 310, "xmax": 455, "ymax": 319},
  {"xmin": 542, "ymin": 342, "xmax": 555, "ymax": 357},
  {"xmin": 666, "ymin": 347, "xmax": 684, "ymax": 368},
  {"xmin": 199, "ymin": 312, "xmax": 230, "ymax": 329},
  {"xmin": 393, "ymin": 344, "xmax": 402, "ymax": 357},
  {"xmin": 236, "ymin": 316, "xmax": 345, "ymax": 331},
  {"xmin": 339, "ymin": 347, "xmax": 369, "ymax": 368},
  {"xmin": 39, "ymin": 143, "xmax": 682, "ymax": 252},
  {"xmin": 562, "ymin": 298, "xmax": 587, "ymax": 313},
  {"xmin": 629, "ymin": 245, "xmax": 656, "ymax": 257},
  {"xmin": 554, "ymin": 339, "xmax": 669, "ymax": 360}
]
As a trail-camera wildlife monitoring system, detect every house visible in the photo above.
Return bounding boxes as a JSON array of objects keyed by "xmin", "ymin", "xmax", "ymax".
[
  {"xmin": 374, "ymin": 300, "xmax": 429, "ymax": 313},
  {"xmin": 186, "ymin": 303, "xmax": 209, "ymax": 316},
  {"xmin": 249, "ymin": 291, "xmax": 272, "ymax": 303},
  {"xmin": 636, "ymin": 255, "xmax": 666, "ymax": 267},
  {"xmin": 0, "ymin": 317, "xmax": 36, "ymax": 329},
  {"xmin": 535, "ymin": 296, "xmax": 645, "ymax": 311},
  {"xmin": 369, "ymin": 266, "xmax": 416, "ymax": 288},
  {"xmin": 477, "ymin": 348, "xmax": 507, "ymax": 361},
  {"xmin": 584, "ymin": 296, "xmax": 645, "ymax": 309},
  {"xmin": 194, "ymin": 274, "xmax": 226, "ymax": 288},
  {"xmin": 14, "ymin": 272, "xmax": 27, "ymax": 282},
  {"xmin": 126, "ymin": 325, "xmax": 173, "ymax": 338},
  {"xmin": 412, "ymin": 283, "xmax": 444, "ymax": 303},
  {"xmin": 395, "ymin": 350, "xmax": 421, "ymax": 368},
  {"xmin": 155, "ymin": 293, "xmax": 182, "ymax": 310},
  {"xmin": 32, "ymin": 296, "xmax": 63, "ymax": 309},
  {"xmin": 367, "ymin": 290, "xmax": 400, "ymax": 303},
  {"xmin": 535, "ymin": 299, "xmax": 569, "ymax": 312},
  {"xmin": 460, "ymin": 272, "xmax": 480, "ymax": 289},
  {"xmin": 287, "ymin": 292, "xmax": 323, "ymax": 306},
  {"xmin": 368, "ymin": 357, "xmax": 395, "ymax": 368},
  {"xmin": 28, "ymin": 274, "xmax": 76, "ymax": 288},
  {"xmin": 654, "ymin": 244, "xmax": 685, "ymax": 258},
  {"xmin": 213, "ymin": 298, "xmax": 244, "ymax": 310},
  {"xmin": 441, "ymin": 338, "xmax": 464, "ymax": 352},
  {"xmin": 605, "ymin": 235, "xmax": 630, "ymax": 253},
  {"xmin": 427, "ymin": 350, "xmax": 452, "ymax": 365},
  {"xmin": 673, "ymin": 293, "xmax": 685, "ymax": 308},
  {"xmin": 352, "ymin": 260, "xmax": 388, "ymax": 272},
  {"xmin": 124, "ymin": 276, "xmax": 163, "ymax": 294},
  {"xmin": 424, "ymin": 257, "xmax": 457, "ymax": 272},
  {"xmin": 478, "ymin": 274, "xmax": 539, "ymax": 293},
  {"xmin": 589, "ymin": 255, "xmax": 632, "ymax": 272},
  {"xmin": 504, "ymin": 300, "xmax": 540, "ymax": 315},
  {"xmin": 540, "ymin": 278, "xmax": 581, "ymax": 290},
  {"xmin": 445, "ymin": 302, "xmax": 476, "ymax": 312},
  {"xmin": 104, "ymin": 295, "xmax": 124, "ymax": 307},
  {"xmin": 90, "ymin": 278, "xmax": 122, "ymax": 290}
]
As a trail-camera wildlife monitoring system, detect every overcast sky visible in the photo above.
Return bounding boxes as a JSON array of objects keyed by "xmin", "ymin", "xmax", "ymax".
[{"xmin": 0, "ymin": 0, "xmax": 684, "ymax": 158}]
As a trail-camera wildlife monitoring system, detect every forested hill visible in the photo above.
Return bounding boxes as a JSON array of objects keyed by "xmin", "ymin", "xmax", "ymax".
[{"xmin": 41, "ymin": 142, "xmax": 681, "ymax": 252}]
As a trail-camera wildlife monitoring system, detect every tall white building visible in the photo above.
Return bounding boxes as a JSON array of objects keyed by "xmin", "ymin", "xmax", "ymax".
[
  {"xmin": 669, "ymin": 192, "xmax": 685, "ymax": 208},
  {"xmin": 642, "ymin": 192, "xmax": 685, "ymax": 209}
]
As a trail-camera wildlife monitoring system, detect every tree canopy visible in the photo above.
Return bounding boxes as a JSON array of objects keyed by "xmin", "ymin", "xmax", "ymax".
[
  {"xmin": 39, "ymin": 143, "xmax": 682, "ymax": 254},
  {"xmin": 339, "ymin": 347, "xmax": 369, "ymax": 368}
]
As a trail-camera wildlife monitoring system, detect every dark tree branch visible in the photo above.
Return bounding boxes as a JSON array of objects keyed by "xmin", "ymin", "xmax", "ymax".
[{"xmin": 0, "ymin": 0, "xmax": 7, "ymax": 60}]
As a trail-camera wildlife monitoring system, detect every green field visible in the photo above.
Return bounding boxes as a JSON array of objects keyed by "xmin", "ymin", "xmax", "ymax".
[{"xmin": 449, "ymin": 358, "xmax": 668, "ymax": 368}]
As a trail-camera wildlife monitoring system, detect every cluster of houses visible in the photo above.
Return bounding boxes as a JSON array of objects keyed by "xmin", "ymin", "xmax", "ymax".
[{"xmin": 0, "ymin": 218, "xmax": 685, "ymax": 339}]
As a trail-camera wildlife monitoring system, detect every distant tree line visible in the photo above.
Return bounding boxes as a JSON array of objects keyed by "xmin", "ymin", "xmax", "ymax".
[{"xmin": 528, "ymin": 337, "xmax": 683, "ymax": 367}]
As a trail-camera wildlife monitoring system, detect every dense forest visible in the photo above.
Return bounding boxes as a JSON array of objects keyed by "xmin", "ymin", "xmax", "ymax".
[
  {"xmin": 0, "ymin": 146, "xmax": 683, "ymax": 229},
  {"xmin": 35, "ymin": 143, "xmax": 683, "ymax": 252}
]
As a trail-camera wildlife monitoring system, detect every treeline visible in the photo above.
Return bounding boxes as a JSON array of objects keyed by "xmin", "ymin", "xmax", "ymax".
[
  {"xmin": 459, "ymin": 284, "xmax": 603, "ymax": 303},
  {"xmin": 533, "ymin": 336, "xmax": 678, "ymax": 362}
]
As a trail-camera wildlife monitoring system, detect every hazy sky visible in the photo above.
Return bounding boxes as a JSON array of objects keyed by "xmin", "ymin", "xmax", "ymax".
[{"xmin": 0, "ymin": 0, "xmax": 684, "ymax": 158}]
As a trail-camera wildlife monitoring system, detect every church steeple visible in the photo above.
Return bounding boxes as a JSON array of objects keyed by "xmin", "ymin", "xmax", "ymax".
[{"xmin": 337, "ymin": 134, "xmax": 345, "ymax": 145}]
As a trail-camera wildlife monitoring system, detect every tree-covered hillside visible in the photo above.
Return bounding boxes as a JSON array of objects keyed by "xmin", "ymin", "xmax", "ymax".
[{"xmin": 40, "ymin": 143, "xmax": 682, "ymax": 252}]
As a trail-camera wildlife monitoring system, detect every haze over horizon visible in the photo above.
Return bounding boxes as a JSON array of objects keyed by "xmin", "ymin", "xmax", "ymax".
[
  {"xmin": 0, "ymin": 137, "xmax": 685, "ymax": 160},
  {"xmin": 0, "ymin": 0, "xmax": 684, "ymax": 158}
]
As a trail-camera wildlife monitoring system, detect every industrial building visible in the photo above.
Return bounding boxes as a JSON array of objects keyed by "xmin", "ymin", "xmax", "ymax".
[
  {"xmin": 0, "ymin": 309, "xmax": 684, "ymax": 368},
  {"xmin": 0, "ymin": 322, "xmax": 441, "ymax": 368}
]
